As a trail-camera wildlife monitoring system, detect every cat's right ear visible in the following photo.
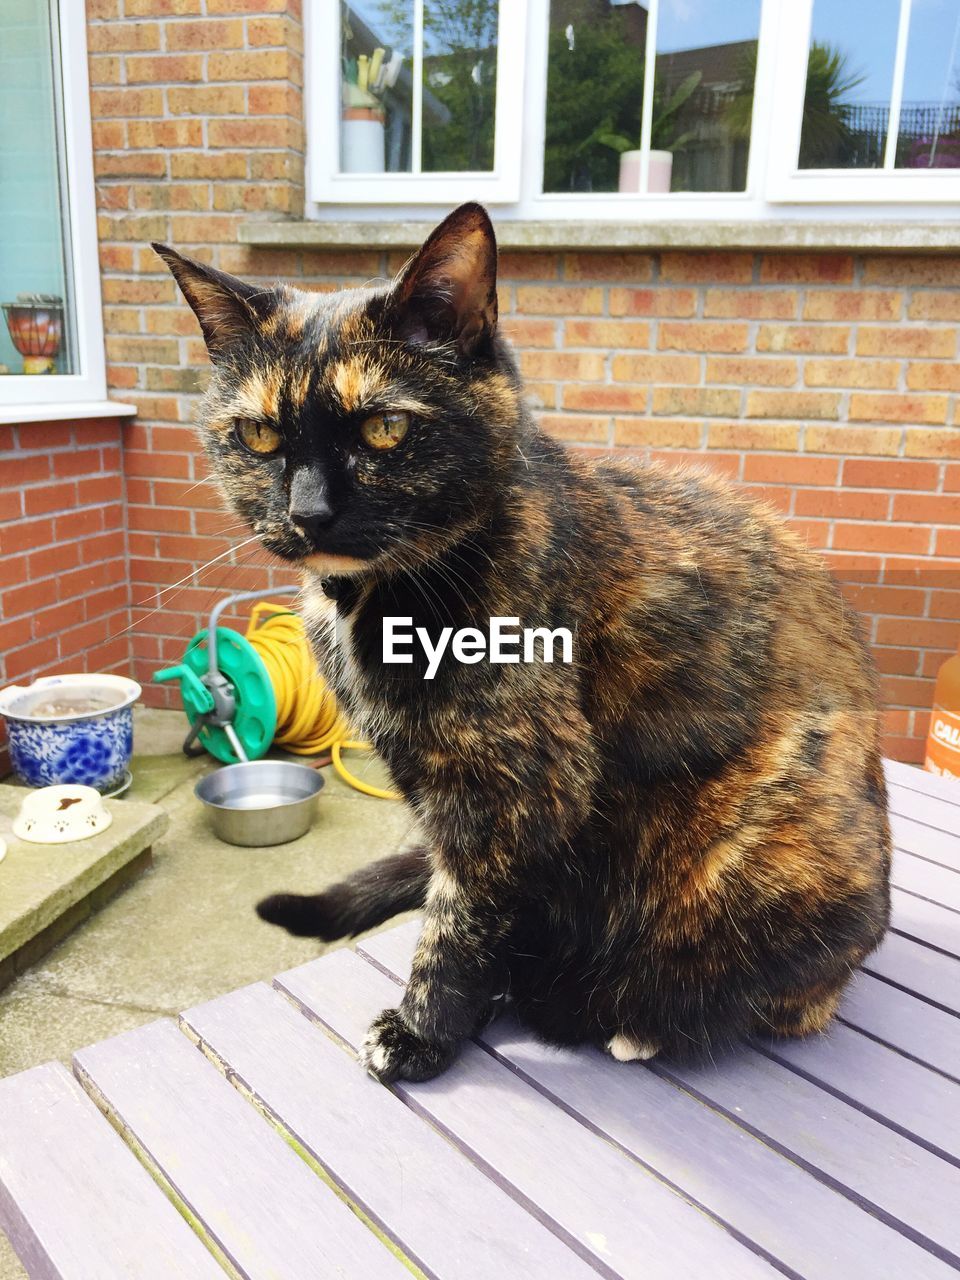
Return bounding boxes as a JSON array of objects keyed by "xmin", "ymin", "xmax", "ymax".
[{"xmin": 151, "ymin": 244, "xmax": 266, "ymax": 362}]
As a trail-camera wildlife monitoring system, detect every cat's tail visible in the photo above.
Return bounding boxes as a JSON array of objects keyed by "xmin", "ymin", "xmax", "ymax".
[{"xmin": 256, "ymin": 846, "xmax": 431, "ymax": 941}]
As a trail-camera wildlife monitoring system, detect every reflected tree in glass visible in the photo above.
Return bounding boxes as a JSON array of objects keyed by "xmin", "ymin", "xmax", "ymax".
[{"xmin": 422, "ymin": 0, "xmax": 499, "ymax": 172}]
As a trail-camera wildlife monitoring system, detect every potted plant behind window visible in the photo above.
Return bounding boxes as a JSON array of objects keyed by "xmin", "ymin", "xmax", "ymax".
[{"xmin": 600, "ymin": 70, "xmax": 701, "ymax": 193}]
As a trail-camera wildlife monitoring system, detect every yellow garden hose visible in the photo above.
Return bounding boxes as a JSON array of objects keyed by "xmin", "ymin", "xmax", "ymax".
[{"xmin": 244, "ymin": 601, "xmax": 398, "ymax": 800}]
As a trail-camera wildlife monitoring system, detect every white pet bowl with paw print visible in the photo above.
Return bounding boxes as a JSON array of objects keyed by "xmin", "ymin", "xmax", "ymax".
[{"xmin": 12, "ymin": 785, "xmax": 113, "ymax": 845}]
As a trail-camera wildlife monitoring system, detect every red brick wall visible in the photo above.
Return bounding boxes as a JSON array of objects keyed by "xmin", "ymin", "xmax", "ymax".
[
  {"xmin": 4, "ymin": 3, "xmax": 958, "ymax": 767},
  {"xmin": 0, "ymin": 418, "xmax": 131, "ymax": 767}
]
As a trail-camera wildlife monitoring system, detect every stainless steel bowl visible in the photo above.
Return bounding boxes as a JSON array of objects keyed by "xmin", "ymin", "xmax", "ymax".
[{"xmin": 195, "ymin": 761, "xmax": 324, "ymax": 847}]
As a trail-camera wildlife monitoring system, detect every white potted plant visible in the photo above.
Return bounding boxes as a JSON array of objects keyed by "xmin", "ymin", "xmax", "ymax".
[{"xmin": 599, "ymin": 70, "xmax": 702, "ymax": 194}]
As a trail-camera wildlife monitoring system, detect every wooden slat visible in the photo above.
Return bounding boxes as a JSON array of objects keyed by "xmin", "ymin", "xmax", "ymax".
[
  {"xmin": 838, "ymin": 971, "xmax": 960, "ymax": 1082},
  {"xmin": 278, "ymin": 947, "xmax": 775, "ymax": 1280},
  {"xmin": 862, "ymin": 932, "xmax": 960, "ymax": 1014},
  {"xmin": 74, "ymin": 1019, "xmax": 404, "ymax": 1280},
  {"xmin": 756, "ymin": 1021, "xmax": 960, "ymax": 1166},
  {"xmin": 889, "ymin": 789, "xmax": 960, "ymax": 864},
  {"xmin": 891, "ymin": 848, "xmax": 960, "ymax": 912},
  {"xmin": 361, "ymin": 921, "xmax": 960, "ymax": 1271},
  {"xmin": 182, "ymin": 979, "xmax": 598, "ymax": 1280},
  {"xmin": 890, "ymin": 887, "xmax": 960, "ymax": 959},
  {"xmin": 0, "ymin": 1062, "xmax": 223, "ymax": 1280},
  {"xmin": 892, "ymin": 813, "xmax": 960, "ymax": 875},
  {"xmin": 885, "ymin": 759, "xmax": 960, "ymax": 806}
]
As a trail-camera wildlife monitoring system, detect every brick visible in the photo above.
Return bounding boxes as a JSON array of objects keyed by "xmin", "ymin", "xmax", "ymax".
[
  {"xmin": 804, "ymin": 426, "xmax": 901, "ymax": 456},
  {"xmin": 908, "ymin": 292, "xmax": 960, "ymax": 320},
  {"xmin": 856, "ymin": 326, "xmax": 957, "ymax": 358},
  {"xmin": 128, "ymin": 120, "xmax": 204, "ymax": 149},
  {"xmin": 703, "ymin": 289, "xmax": 796, "ymax": 319},
  {"xmin": 614, "ymin": 420, "xmax": 703, "ymax": 448},
  {"xmin": 849, "ymin": 393, "xmax": 948, "ymax": 424},
  {"xmin": 208, "ymin": 119, "xmax": 292, "ymax": 149},
  {"xmin": 833, "ymin": 523, "xmax": 931, "ymax": 554},
  {"xmin": 705, "ymin": 357, "xmax": 796, "ymax": 386},
  {"xmin": 649, "ymin": 450, "xmax": 742, "ymax": 478},
  {"xmin": 611, "ymin": 354, "xmax": 699, "ymax": 384},
  {"xmin": 842, "ymin": 459, "xmax": 940, "ymax": 489},
  {"xmin": 86, "ymin": 0, "xmax": 119, "ymax": 16},
  {"xmin": 660, "ymin": 252, "xmax": 753, "ymax": 283},
  {"xmin": 519, "ymin": 352, "xmax": 605, "ymax": 380},
  {"xmin": 874, "ymin": 649, "xmax": 920, "ymax": 676},
  {"xmin": 893, "ymin": 493, "xmax": 960, "ymax": 523},
  {"xmin": 794, "ymin": 490, "xmax": 890, "ymax": 520},
  {"xmin": 105, "ymin": 336, "xmax": 180, "ymax": 365},
  {"xmin": 206, "ymin": 0, "xmax": 290, "ymax": 10},
  {"xmin": 5, "ymin": 579, "xmax": 59, "ymax": 616},
  {"xmin": 863, "ymin": 255, "xmax": 960, "ymax": 285},
  {"xmin": 562, "ymin": 385, "xmax": 648, "ymax": 413},
  {"xmin": 936, "ymin": 528, "xmax": 960, "ymax": 556},
  {"xmin": 125, "ymin": 54, "xmax": 205, "ymax": 83},
  {"xmin": 804, "ymin": 359, "xmax": 899, "ymax": 389},
  {"xmin": 707, "ymin": 422, "xmax": 799, "ymax": 451},
  {"xmin": 213, "ymin": 183, "xmax": 293, "ymax": 213},
  {"xmin": 92, "ymin": 121, "xmax": 125, "ymax": 149},
  {"xmin": 757, "ymin": 324, "xmax": 850, "ymax": 354},
  {"xmin": 98, "ymin": 185, "xmax": 131, "ymax": 211},
  {"xmin": 23, "ymin": 482, "xmax": 77, "ymax": 517},
  {"xmin": 609, "ymin": 288, "xmax": 697, "ymax": 317},
  {"xmin": 146, "ymin": 367, "xmax": 210, "ymax": 394},
  {"xmin": 133, "ymin": 182, "xmax": 211, "ymax": 212},
  {"xmin": 98, "ymin": 213, "xmax": 168, "ymax": 242},
  {"xmin": 517, "ymin": 286, "xmax": 603, "ymax": 315},
  {"xmin": 88, "ymin": 22, "xmax": 160, "ymax": 51},
  {"xmin": 524, "ymin": 382, "xmax": 557, "ymax": 409},
  {"xmin": 167, "ymin": 85, "xmax": 247, "ymax": 116},
  {"xmin": 944, "ymin": 464, "xmax": 960, "ymax": 491},
  {"xmin": 208, "ymin": 51, "xmax": 293, "ymax": 81},
  {"xmin": 930, "ymin": 590, "xmax": 960, "ymax": 619},
  {"xmin": 165, "ymin": 19, "xmax": 245, "ymax": 50},
  {"xmin": 540, "ymin": 414, "xmax": 609, "ymax": 443},
  {"xmin": 298, "ymin": 249, "xmax": 382, "ymax": 277},
  {"xmin": 843, "ymin": 584, "xmax": 925, "ymax": 616},
  {"xmin": 102, "ymin": 306, "xmax": 141, "ymax": 333},
  {"xmin": 906, "ymin": 361, "xmax": 960, "ymax": 391},
  {"xmin": 759, "ymin": 254, "xmax": 854, "ymax": 284},
  {"xmin": 144, "ymin": 308, "xmax": 202, "ymax": 336},
  {"xmin": 742, "ymin": 455, "xmax": 840, "ymax": 485},
  {"xmin": 95, "ymin": 151, "xmax": 168, "ymax": 178},
  {"xmin": 91, "ymin": 88, "xmax": 164, "ymax": 117},
  {"xmin": 564, "ymin": 253, "xmax": 653, "ymax": 282},
  {"xmin": 169, "ymin": 214, "xmax": 242, "ymax": 243},
  {"xmin": 125, "ymin": 0, "xmax": 202, "ymax": 11},
  {"xmin": 89, "ymin": 55, "xmax": 122, "ymax": 84},
  {"xmin": 877, "ymin": 618, "xmax": 960, "ymax": 648},
  {"xmin": 102, "ymin": 278, "xmax": 175, "ymax": 304},
  {"xmin": 803, "ymin": 290, "xmax": 902, "ymax": 321},
  {"xmin": 563, "ymin": 320, "xmax": 650, "ymax": 348},
  {"xmin": 501, "ymin": 318, "xmax": 556, "ymax": 347},
  {"xmin": 905, "ymin": 430, "xmax": 960, "ymax": 459},
  {"xmin": 249, "ymin": 16, "xmax": 300, "ymax": 48},
  {"xmin": 248, "ymin": 151, "xmax": 303, "ymax": 182},
  {"xmin": 658, "ymin": 322, "xmax": 749, "ymax": 353},
  {"xmin": 170, "ymin": 152, "xmax": 248, "ymax": 179},
  {"xmin": 745, "ymin": 390, "xmax": 840, "ymax": 420},
  {"xmin": 652, "ymin": 387, "xmax": 740, "ymax": 417},
  {"xmin": 784, "ymin": 519, "xmax": 830, "ymax": 549}
]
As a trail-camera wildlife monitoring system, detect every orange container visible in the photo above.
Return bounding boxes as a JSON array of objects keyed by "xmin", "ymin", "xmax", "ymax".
[{"xmin": 925, "ymin": 649, "xmax": 960, "ymax": 778}]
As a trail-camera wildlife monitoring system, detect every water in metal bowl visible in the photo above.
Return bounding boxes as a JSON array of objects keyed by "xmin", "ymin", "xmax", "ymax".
[{"xmin": 195, "ymin": 760, "xmax": 324, "ymax": 847}]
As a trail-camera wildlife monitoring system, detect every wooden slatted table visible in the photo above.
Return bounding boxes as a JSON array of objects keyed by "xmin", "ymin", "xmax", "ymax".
[{"xmin": 1, "ymin": 757, "xmax": 958, "ymax": 1279}]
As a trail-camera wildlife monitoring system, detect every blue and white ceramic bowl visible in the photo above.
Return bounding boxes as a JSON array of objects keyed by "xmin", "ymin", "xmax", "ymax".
[{"xmin": 0, "ymin": 674, "xmax": 140, "ymax": 793}]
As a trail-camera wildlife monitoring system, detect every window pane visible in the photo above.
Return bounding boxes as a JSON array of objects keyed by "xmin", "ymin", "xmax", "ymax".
[
  {"xmin": 652, "ymin": 0, "xmax": 760, "ymax": 193},
  {"xmin": 798, "ymin": 0, "xmax": 901, "ymax": 170},
  {"xmin": 896, "ymin": 0, "xmax": 960, "ymax": 169},
  {"xmin": 543, "ymin": 0, "xmax": 646, "ymax": 193},
  {"xmin": 340, "ymin": 2, "xmax": 414, "ymax": 173},
  {"xmin": 421, "ymin": 0, "xmax": 499, "ymax": 172},
  {"xmin": 0, "ymin": 0, "xmax": 74, "ymax": 378}
]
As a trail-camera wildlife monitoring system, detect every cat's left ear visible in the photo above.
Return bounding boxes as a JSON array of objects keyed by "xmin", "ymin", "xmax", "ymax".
[
  {"xmin": 388, "ymin": 202, "xmax": 498, "ymax": 356},
  {"xmin": 152, "ymin": 244, "xmax": 273, "ymax": 362}
]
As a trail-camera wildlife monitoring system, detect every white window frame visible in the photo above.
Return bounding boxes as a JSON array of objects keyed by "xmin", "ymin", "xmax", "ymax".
[
  {"xmin": 305, "ymin": 0, "xmax": 960, "ymax": 221},
  {"xmin": 308, "ymin": 0, "xmax": 528, "ymax": 205},
  {"xmin": 766, "ymin": 0, "xmax": 960, "ymax": 203},
  {"xmin": 1, "ymin": 0, "xmax": 107, "ymax": 408}
]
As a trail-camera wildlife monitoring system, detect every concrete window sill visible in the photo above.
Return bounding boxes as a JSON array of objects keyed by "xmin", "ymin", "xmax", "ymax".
[
  {"xmin": 239, "ymin": 219, "xmax": 960, "ymax": 254},
  {"xmin": 0, "ymin": 401, "xmax": 137, "ymax": 428}
]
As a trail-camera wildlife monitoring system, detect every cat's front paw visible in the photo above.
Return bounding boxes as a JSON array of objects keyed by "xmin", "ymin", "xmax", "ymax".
[{"xmin": 359, "ymin": 1008, "xmax": 456, "ymax": 1083}]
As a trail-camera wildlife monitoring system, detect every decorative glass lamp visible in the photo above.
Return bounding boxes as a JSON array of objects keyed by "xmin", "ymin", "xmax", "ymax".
[{"xmin": 1, "ymin": 293, "xmax": 64, "ymax": 374}]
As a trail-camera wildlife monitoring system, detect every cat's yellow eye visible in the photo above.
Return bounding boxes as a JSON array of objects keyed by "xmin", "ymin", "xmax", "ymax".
[
  {"xmin": 236, "ymin": 418, "xmax": 283, "ymax": 456},
  {"xmin": 359, "ymin": 410, "xmax": 410, "ymax": 451}
]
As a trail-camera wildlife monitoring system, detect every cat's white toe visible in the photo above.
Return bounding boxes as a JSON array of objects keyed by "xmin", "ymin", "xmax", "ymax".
[{"xmin": 606, "ymin": 1033, "xmax": 658, "ymax": 1062}]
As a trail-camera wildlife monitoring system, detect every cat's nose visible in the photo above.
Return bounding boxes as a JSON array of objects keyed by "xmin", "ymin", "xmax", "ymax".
[
  {"xmin": 289, "ymin": 466, "xmax": 335, "ymax": 536},
  {"xmin": 289, "ymin": 498, "xmax": 335, "ymax": 537}
]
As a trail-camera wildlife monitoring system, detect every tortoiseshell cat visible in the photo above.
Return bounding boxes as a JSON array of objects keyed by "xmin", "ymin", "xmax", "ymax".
[{"xmin": 155, "ymin": 204, "xmax": 890, "ymax": 1082}]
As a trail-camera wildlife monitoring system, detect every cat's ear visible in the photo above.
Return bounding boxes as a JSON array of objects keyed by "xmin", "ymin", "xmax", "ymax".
[
  {"xmin": 389, "ymin": 203, "xmax": 498, "ymax": 355},
  {"xmin": 152, "ymin": 244, "xmax": 269, "ymax": 361}
]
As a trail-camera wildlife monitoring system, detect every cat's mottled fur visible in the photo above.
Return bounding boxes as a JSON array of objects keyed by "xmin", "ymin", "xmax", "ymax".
[{"xmin": 155, "ymin": 204, "xmax": 890, "ymax": 1081}]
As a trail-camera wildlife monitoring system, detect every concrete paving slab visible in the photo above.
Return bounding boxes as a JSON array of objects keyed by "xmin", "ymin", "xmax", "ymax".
[{"xmin": 0, "ymin": 786, "xmax": 169, "ymax": 987}]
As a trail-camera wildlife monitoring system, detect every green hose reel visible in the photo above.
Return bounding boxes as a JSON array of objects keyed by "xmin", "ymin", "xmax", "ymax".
[{"xmin": 152, "ymin": 587, "xmax": 299, "ymax": 764}]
